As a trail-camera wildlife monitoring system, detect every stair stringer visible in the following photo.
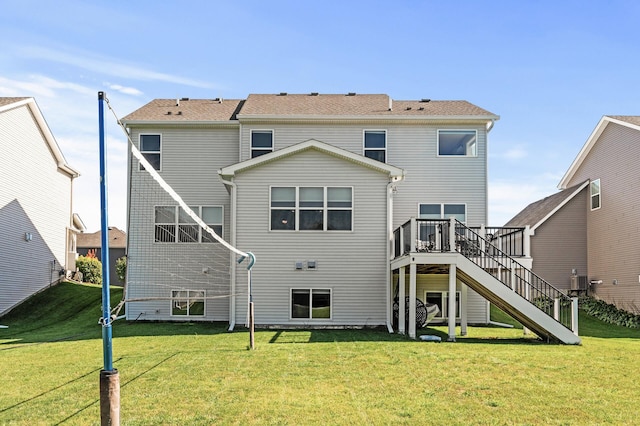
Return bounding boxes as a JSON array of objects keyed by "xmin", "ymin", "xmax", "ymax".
[{"xmin": 455, "ymin": 254, "xmax": 581, "ymax": 345}]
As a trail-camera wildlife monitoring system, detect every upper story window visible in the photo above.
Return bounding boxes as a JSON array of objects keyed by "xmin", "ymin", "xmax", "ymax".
[
  {"xmin": 437, "ymin": 130, "xmax": 477, "ymax": 157},
  {"xmin": 270, "ymin": 187, "xmax": 353, "ymax": 231},
  {"xmin": 590, "ymin": 179, "xmax": 601, "ymax": 210},
  {"xmin": 251, "ymin": 130, "xmax": 274, "ymax": 158},
  {"xmin": 140, "ymin": 134, "xmax": 161, "ymax": 170},
  {"xmin": 155, "ymin": 206, "xmax": 223, "ymax": 243},
  {"xmin": 364, "ymin": 130, "xmax": 386, "ymax": 162}
]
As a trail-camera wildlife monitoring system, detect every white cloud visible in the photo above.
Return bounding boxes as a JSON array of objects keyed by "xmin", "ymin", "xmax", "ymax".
[
  {"xmin": 488, "ymin": 180, "xmax": 558, "ymax": 226},
  {"xmin": 107, "ymin": 83, "xmax": 143, "ymax": 96},
  {"xmin": 503, "ymin": 146, "xmax": 528, "ymax": 160}
]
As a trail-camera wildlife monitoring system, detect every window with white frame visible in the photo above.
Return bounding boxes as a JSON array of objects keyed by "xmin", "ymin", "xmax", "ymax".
[
  {"xmin": 291, "ymin": 288, "xmax": 331, "ymax": 319},
  {"xmin": 364, "ymin": 130, "xmax": 386, "ymax": 162},
  {"xmin": 270, "ymin": 187, "xmax": 353, "ymax": 231},
  {"xmin": 155, "ymin": 206, "xmax": 223, "ymax": 243},
  {"xmin": 437, "ymin": 130, "xmax": 477, "ymax": 156},
  {"xmin": 139, "ymin": 134, "xmax": 161, "ymax": 170},
  {"xmin": 251, "ymin": 130, "xmax": 273, "ymax": 158},
  {"xmin": 171, "ymin": 290, "xmax": 205, "ymax": 316},
  {"xmin": 418, "ymin": 203, "xmax": 466, "ymax": 242},
  {"xmin": 590, "ymin": 179, "xmax": 601, "ymax": 210},
  {"xmin": 425, "ymin": 291, "xmax": 460, "ymax": 319}
]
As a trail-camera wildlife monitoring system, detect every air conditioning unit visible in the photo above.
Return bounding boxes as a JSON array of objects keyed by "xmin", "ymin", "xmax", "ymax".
[{"xmin": 571, "ymin": 275, "xmax": 588, "ymax": 291}]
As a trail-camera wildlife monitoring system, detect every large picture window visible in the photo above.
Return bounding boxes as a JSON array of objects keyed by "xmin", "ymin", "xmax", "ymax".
[
  {"xmin": 291, "ymin": 289, "xmax": 331, "ymax": 319},
  {"xmin": 270, "ymin": 187, "xmax": 353, "ymax": 231},
  {"xmin": 140, "ymin": 134, "xmax": 161, "ymax": 170},
  {"xmin": 418, "ymin": 203, "xmax": 466, "ymax": 242},
  {"xmin": 364, "ymin": 130, "xmax": 386, "ymax": 162},
  {"xmin": 590, "ymin": 179, "xmax": 601, "ymax": 210},
  {"xmin": 251, "ymin": 130, "xmax": 273, "ymax": 158},
  {"xmin": 171, "ymin": 290, "xmax": 205, "ymax": 316},
  {"xmin": 155, "ymin": 206, "xmax": 223, "ymax": 243},
  {"xmin": 437, "ymin": 130, "xmax": 477, "ymax": 156}
]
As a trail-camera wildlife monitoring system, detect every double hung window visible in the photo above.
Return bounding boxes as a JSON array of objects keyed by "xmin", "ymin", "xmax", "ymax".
[
  {"xmin": 418, "ymin": 203, "xmax": 466, "ymax": 242},
  {"xmin": 364, "ymin": 130, "xmax": 386, "ymax": 162},
  {"xmin": 251, "ymin": 130, "xmax": 273, "ymax": 158},
  {"xmin": 291, "ymin": 289, "xmax": 331, "ymax": 319},
  {"xmin": 270, "ymin": 187, "xmax": 353, "ymax": 231},
  {"xmin": 140, "ymin": 134, "xmax": 161, "ymax": 170},
  {"xmin": 590, "ymin": 179, "xmax": 601, "ymax": 210}
]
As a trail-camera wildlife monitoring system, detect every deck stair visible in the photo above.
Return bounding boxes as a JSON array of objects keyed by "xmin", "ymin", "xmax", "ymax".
[{"xmin": 393, "ymin": 219, "xmax": 580, "ymax": 344}]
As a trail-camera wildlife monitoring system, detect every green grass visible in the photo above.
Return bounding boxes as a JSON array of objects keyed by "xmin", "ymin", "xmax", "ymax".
[{"xmin": 1, "ymin": 282, "xmax": 640, "ymax": 425}]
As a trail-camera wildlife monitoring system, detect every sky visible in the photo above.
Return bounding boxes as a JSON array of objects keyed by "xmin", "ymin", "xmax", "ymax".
[{"xmin": 1, "ymin": 0, "xmax": 639, "ymax": 232}]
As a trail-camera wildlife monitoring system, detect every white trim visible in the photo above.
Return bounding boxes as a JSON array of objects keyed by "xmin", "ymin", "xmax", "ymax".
[
  {"xmin": 170, "ymin": 289, "xmax": 206, "ymax": 317},
  {"xmin": 425, "ymin": 290, "xmax": 461, "ymax": 320},
  {"xmin": 139, "ymin": 133, "xmax": 162, "ymax": 171},
  {"xmin": 559, "ymin": 116, "xmax": 640, "ymax": 189},
  {"xmin": 590, "ymin": 178, "xmax": 601, "ymax": 211},
  {"xmin": 363, "ymin": 129, "xmax": 387, "ymax": 163},
  {"xmin": 436, "ymin": 129, "xmax": 478, "ymax": 157},
  {"xmin": 530, "ymin": 180, "xmax": 589, "ymax": 232},
  {"xmin": 418, "ymin": 202, "xmax": 467, "ymax": 223},
  {"xmin": 219, "ymin": 139, "xmax": 405, "ymax": 179},
  {"xmin": 250, "ymin": 129, "xmax": 274, "ymax": 158},
  {"xmin": 289, "ymin": 288, "xmax": 333, "ymax": 320}
]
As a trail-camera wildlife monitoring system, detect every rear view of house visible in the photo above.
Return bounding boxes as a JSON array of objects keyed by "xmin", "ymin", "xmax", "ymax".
[{"xmin": 0, "ymin": 97, "xmax": 81, "ymax": 316}]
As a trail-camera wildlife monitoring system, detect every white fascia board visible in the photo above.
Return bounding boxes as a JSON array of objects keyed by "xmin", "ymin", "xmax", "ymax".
[
  {"xmin": 219, "ymin": 139, "xmax": 405, "ymax": 179},
  {"xmin": 12, "ymin": 98, "xmax": 81, "ymax": 177},
  {"xmin": 557, "ymin": 116, "xmax": 640, "ymax": 189},
  {"xmin": 236, "ymin": 114, "xmax": 499, "ymax": 122},
  {"xmin": 122, "ymin": 119, "xmax": 239, "ymax": 126},
  {"xmin": 530, "ymin": 180, "xmax": 589, "ymax": 233}
]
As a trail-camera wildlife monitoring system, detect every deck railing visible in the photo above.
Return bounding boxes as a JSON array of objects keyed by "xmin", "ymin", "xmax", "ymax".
[{"xmin": 392, "ymin": 218, "xmax": 576, "ymax": 333}]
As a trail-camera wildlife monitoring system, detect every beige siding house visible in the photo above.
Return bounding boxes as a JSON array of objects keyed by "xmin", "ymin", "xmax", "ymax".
[
  {"xmin": 122, "ymin": 94, "xmax": 580, "ymax": 343},
  {"xmin": 0, "ymin": 97, "xmax": 80, "ymax": 316},
  {"xmin": 508, "ymin": 116, "xmax": 640, "ymax": 314}
]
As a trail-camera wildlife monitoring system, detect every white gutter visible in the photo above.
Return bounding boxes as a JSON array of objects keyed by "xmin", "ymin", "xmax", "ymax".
[
  {"xmin": 486, "ymin": 118, "xmax": 496, "ymax": 133},
  {"xmin": 220, "ymin": 176, "xmax": 238, "ymax": 331}
]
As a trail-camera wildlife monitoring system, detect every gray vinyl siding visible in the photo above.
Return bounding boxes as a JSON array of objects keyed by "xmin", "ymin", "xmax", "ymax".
[
  {"xmin": 566, "ymin": 122, "xmax": 640, "ymax": 311},
  {"xmin": 240, "ymin": 122, "xmax": 488, "ymax": 227},
  {"xmin": 530, "ymin": 188, "xmax": 588, "ymax": 291},
  {"xmin": 125, "ymin": 126, "xmax": 239, "ymax": 320},
  {"xmin": 0, "ymin": 104, "xmax": 72, "ymax": 315},
  {"xmin": 232, "ymin": 149, "xmax": 391, "ymax": 326}
]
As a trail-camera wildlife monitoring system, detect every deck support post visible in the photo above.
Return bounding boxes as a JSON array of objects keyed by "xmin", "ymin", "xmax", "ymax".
[
  {"xmin": 409, "ymin": 261, "xmax": 417, "ymax": 339},
  {"xmin": 398, "ymin": 266, "xmax": 406, "ymax": 335},
  {"xmin": 554, "ymin": 298, "xmax": 560, "ymax": 321},
  {"xmin": 448, "ymin": 263, "xmax": 457, "ymax": 342},
  {"xmin": 571, "ymin": 297, "xmax": 579, "ymax": 336},
  {"xmin": 461, "ymin": 283, "xmax": 468, "ymax": 336}
]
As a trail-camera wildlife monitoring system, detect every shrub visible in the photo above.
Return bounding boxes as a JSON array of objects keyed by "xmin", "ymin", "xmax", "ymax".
[
  {"xmin": 76, "ymin": 255, "xmax": 102, "ymax": 285},
  {"xmin": 580, "ymin": 296, "xmax": 640, "ymax": 328},
  {"xmin": 115, "ymin": 256, "xmax": 127, "ymax": 282}
]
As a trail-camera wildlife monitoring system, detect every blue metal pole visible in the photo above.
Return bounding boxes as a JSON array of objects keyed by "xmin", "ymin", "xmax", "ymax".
[{"xmin": 98, "ymin": 91, "xmax": 113, "ymax": 371}]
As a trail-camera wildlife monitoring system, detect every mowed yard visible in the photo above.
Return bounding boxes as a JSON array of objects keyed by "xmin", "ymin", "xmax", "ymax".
[{"xmin": 1, "ymin": 283, "xmax": 639, "ymax": 425}]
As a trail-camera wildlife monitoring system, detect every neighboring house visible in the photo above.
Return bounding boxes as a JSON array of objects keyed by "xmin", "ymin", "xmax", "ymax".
[
  {"xmin": 507, "ymin": 116, "xmax": 640, "ymax": 314},
  {"xmin": 122, "ymin": 93, "xmax": 580, "ymax": 344},
  {"xmin": 0, "ymin": 97, "xmax": 81, "ymax": 316},
  {"xmin": 77, "ymin": 227, "xmax": 127, "ymax": 286}
]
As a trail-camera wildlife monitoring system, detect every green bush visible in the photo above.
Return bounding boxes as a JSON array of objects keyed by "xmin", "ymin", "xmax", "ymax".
[
  {"xmin": 115, "ymin": 256, "xmax": 127, "ymax": 282},
  {"xmin": 580, "ymin": 296, "xmax": 640, "ymax": 328},
  {"xmin": 76, "ymin": 255, "xmax": 102, "ymax": 285}
]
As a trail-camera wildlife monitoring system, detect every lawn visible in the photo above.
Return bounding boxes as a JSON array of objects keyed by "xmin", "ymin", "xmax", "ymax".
[{"xmin": 1, "ymin": 282, "xmax": 639, "ymax": 425}]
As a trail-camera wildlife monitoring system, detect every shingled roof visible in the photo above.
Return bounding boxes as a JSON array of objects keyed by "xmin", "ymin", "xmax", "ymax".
[
  {"xmin": 504, "ymin": 181, "xmax": 588, "ymax": 229},
  {"xmin": 607, "ymin": 115, "xmax": 640, "ymax": 127},
  {"xmin": 77, "ymin": 227, "xmax": 127, "ymax": 249},
  {"xmin": 122, "ymin": 98, "xmax": 244, "ymax": 122},
  {"xmin": 123, "ymin": 93, "xmax": 498, "ymax": 122},
  {"xmin": 0, "ymin": 97, "xmax": 30, "ymax": 108}
]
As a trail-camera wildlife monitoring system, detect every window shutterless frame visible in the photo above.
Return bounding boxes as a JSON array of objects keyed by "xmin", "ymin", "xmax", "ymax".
[
  {"xmin": 154, "ymin": 205, "xmax": 223, "ymax": 243},
  {"xmin": 171, "ymin": 289, "xmax": 206, "ymax": 317},
  {"xmin": 290, "ymin": 288, "xmax": 332, "ymax": 320},
  {"xmin": 436, "ymin": 129, "xmax": 477, "ymax": 157},
  {"xmin": 250, "ymin": 129, "xmax": 274, "ymax": 158},
  {"xmin": 590, "ymin": 179, "xmax": 601, "ymax": 211},
  {"xmin": 363, "ymin": 129, "xmax": 387, "ymax": 163},
  {"xmin": 139, "ymin": 133, "xmax": 162, "ymax": 170}
]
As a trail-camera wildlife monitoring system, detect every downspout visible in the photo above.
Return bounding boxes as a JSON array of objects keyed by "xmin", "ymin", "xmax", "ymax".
[
  {"xmin": 386, "ymin": 178, "xmax": 398, "ymax": 333},
  {"xmin": 220, "ymin": 176, "xmax": 238, "ymax": 331}
]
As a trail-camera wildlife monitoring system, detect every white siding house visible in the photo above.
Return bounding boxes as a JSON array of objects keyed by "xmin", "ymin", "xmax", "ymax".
[{"xmin": 0, "ymin": 97, "xmax": 80, "ymax": 316}]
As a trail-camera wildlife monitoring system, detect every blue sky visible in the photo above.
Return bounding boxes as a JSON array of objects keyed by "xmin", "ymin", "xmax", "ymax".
[{"xmin": 2, "ymin": 1, "xmax": 639, "ymax": 231}]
